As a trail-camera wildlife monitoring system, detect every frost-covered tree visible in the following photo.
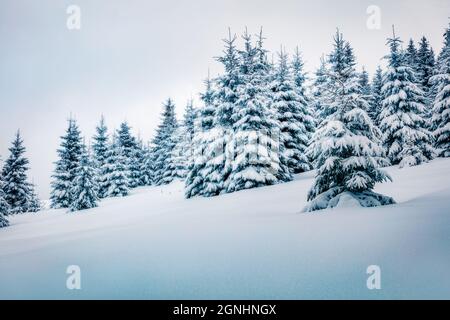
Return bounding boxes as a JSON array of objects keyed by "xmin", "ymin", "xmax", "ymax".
[
  {"xmin": 404, "ymin": 39, "xmax": 419, "ymax": 73},
  {"xmin": 379, "ymin": 29, "xmax": 435, "ymax": 167},
  {"xmin": 270, "ymin": 48, "xmax": 313, "ymax": 178},
  {"xmin": 139, "ymin": 142, "xmax": 153, "ymax": 186},
  {"xmin": 1, "ymin": 131, "xmax": 34, "ymax": 214},
  {"xmin": 185, "ymin": 76, "xmax": 217, "ymax": 198},
  {"xmin": 291, "ymin": 47, "xmax": 316, "ymax": 159},
  {"xmin": 152, "ymin": 99, "xmax": 179, "ymax": 186},
  {"xmin": 226, "ymin": 30, "xmax": 280, "ymax": 193},
  {"xmin": 430, "ymin": 23, "xmax": 450, "ymax": 157},
  {"xmin": 358, "ymin": 67, "xmax": 371, "ymax": 97},
  {"xmin": 27, "ymin": 183, "xmax": 41, "ymax": 213},
  {"xmin": 417, "ymin": 37, "xmax": 436, "ymax": 95},
  {"xmin": 172, "ymin": 100, "xmax": 196, "ymax": 180},
  {"xmin": 92, "ymin": 116, "xmax": 110, "ymax": 198},
  {"xmin": 311, "ymin": 56, "xmax": 329, "ymax": 123},
  {"xmin": 304, "ymin": 30, "xmax": 394, "ymax": 212},
  {"xmin": 0, "ymin": 175, "xmax": 10, "ymax": 227},
  {"xmin": 51, "ymin": 119, "xmax": 83, "ymax": 208},
  {"xmin": 202, "ymin": 29, "xmax": 242, "ymax": 196},
  {"xmin": 104, "ymin": 136, "xmax": 130, "ymax": 197},
  {"xmin": 117, "ymin": 122, "xmax": 141, "ymax": 188},
  {"xmin": 69, "ymin": 144, "xmax": 99, "ymax": 212},
  {"xmin": 369, "ymin": 66, "xmax": 384, "ymax": 125}
]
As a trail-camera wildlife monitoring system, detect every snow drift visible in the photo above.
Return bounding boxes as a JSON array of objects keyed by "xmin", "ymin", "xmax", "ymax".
[{"xmin": 0, "ymin": 159, "xmax": 450, "ymax": 299}]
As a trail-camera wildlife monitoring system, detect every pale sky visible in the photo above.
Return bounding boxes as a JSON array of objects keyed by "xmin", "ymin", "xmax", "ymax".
[{"xmin": 1, "ymin": 0, "xmax": 449, "ymax": 198}]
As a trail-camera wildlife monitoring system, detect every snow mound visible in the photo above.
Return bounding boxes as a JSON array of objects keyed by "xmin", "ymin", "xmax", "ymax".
[{"xmin": 303, "ymin": 188, "xmax": 396, "ymax": 212}]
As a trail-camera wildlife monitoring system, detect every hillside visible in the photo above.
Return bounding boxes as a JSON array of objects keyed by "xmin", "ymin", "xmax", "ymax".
[{"xmin": 1, "ymin": 159, "xmax": 450, "ymax": 299}]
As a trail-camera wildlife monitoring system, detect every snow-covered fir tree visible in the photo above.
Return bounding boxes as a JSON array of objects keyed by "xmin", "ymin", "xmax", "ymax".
[
  {"xmin": 417, "ymin": 37, "xmax": 436, "ymax": 98},
  {"xmin": 226, "ymin": 29, "xmax": 280, "ymax": 193},
  {"xmin": 172, "ymin": 100, "xmax": 196, "ymax": 180},
  {"xmin": 139, "ymin": 141, "xmax": 153, "ymax": 186},
  {"xmin": 104, "ymin": 136, "xmax": 130, "ymax": 197},
  {"xmin": 0, "ymin": 175, "xmax": 10, "ymax": 227},
  {"xmin": 27, "ymin": 184, "xmax": 41, "ymax": 213},
  {"xmin": 311, "ymin": 55, "xmax": 329, "ymax": 123},
  {"xmin": 202, "ymin": 29, "xmax": 242, "ymax": 196},
  {"xmin": 430, "ymin": 23, "xmax": 450, "ymax": 157},
  {"xmin": 304, "ymin": 30, "xmax": 394, "ymax": 212},
  {"xmin": 379, "ymin": 29, "xmax": 435, "ymax": 167},
  {"xmin": 270, "ymin": 48, "xmax": 313, "ymax": 178},
  {"xmin": 92, "ymin": 116, "xmax": 110, "ymax": 198},
  {"xmin": 291, "ymin": 47, "xmax": 316, "ymax": 162},
  {"xmin": 185, "ymin": 76, "xmax": 216, "ymax": 198},
  {"xmin": 69, "ymin": 144, "xmax": 99, "ymax": 212},
  {"xmin": 51, "ymin": 119, "xmax": 83, "ymax": 208},
  {"xmin": 117, "ymin": 122, "xmax": 141, "ymax": 188},
  {"xmin": 405, "ymin": 39, "xmax": 419, "ymax": 73},
  {"xmin": 369, "ymin": 66, "xmax": 384, "ymax": 125},
  {"xmin": 358, "ymin": 67, "xmax": 371, "ymax": 98},
  {"xmin": 1, "ymin": 131, "xmax": 34, "ymax": 214},
  {"xmin": 151, "ymin": 98, "xmax": 179, "ymax": 186}
]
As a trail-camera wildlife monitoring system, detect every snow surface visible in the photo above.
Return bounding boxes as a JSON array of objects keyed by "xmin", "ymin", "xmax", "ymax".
[{"xmin": 1, "ymin": 159, "xmax": 450, "ymax": 299}]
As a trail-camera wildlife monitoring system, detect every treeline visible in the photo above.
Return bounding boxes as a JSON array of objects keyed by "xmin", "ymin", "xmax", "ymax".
[{"xmin": 1, "ymin": 23, "xmax": 449, "ymax": 226}]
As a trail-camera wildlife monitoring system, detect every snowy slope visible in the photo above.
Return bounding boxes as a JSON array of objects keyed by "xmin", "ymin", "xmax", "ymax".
[{"xmin": 0, "ymin": 159, "xmax": 450, "ymax": 299}]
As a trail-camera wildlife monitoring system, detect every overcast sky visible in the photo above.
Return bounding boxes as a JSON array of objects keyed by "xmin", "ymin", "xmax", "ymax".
[{"xmin": 1, "ymin": 0, "xmax": 449, "ymax": 198}]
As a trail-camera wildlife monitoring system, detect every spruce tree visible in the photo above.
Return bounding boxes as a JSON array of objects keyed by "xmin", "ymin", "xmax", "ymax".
[
  {"xmin": 369, "ymin": 66, "xmax": 384, "ymax": 125},
  {"xmin": 51, "ymin": 119, "xmax": 83, "ymax": 208},
  {"xmin": 151, "ymin": 99, "xmax": 179, "ymax": 186},
  {"xmin": 172, "ymin": 100, "xmax": 196, "ymax": 180},
  {"xmin": 92, "ymin": 116, "xmax": 110, "ymax": 198},
  {"xmin": 291, "ymin": 47, "xmax": 316, "ymax": 166},
  {"xmin": 430, "ymin": 23, "xmax": 450, "ymax": 157},
  {"xmin": 226, "ymin": 30, "xmax": 280, "ymax": 193},
  {"xmin": 417, "ymin": 37, "xmax": 436, "ymax": 95},
  {"xmin": 0, "ymin": 175, "xmax": 10, "ymax": 227},
  {"xmin": 270, "ymin": 48, "xmax": 312, "ymax": 178},
  {"xmin": 104, "ymin": 136, "xmax": 130, "ymax": 197},
  {"xmin": 202, "ymin": 29, "xmax": 242, "ymax": 196},
  {"xmin": 404, "ymin": 39, "xmax": 419, "ymax": 73},
  {"xmin": 27, "ymin": 184, "xmax": 41, "ymax": 213},
  {"xmin": 69, "ymin": 144, "xmax": 99, "ymax": 211},
  {"xmin": 311, "ymin": 55, "xmax": 329, "ymax": 123},
  {"xmin": 358, "ymin": 67, "xmax": 371, "ymax": 97},
  {"xmin": 117, "ymin": 122, "xmax": 140, "ymax": 188},
  {"xmin": 139, "ymin": 142, "xmax": 153, "ymax": 186},
  {"xmin": 304, "ymin": 30, "xmax": 394, "ymax": 212},
  {"xmin": 1, "ymin": 131, "xmax": 34, "ymax": 214},
  {"xmin": 185, "ymin": 76, "xmax": 217, "ymax": 198},
  {"xmin": 379, "ymin": 29, "xmax": 435, "ymax": 167}
]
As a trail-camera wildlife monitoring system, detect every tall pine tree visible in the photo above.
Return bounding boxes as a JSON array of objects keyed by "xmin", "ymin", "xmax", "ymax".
[
  {"xmin": 227, "ymin": 29, "xmax": 280, "ymax": 193},
  {"xmin": 369, "ymin": 66, "xmax": 384, "ymax": 125},
  {"xmin": 270, "ymin": 48, "xmax": 312, "ymax": 178},
  {"xmin": 202, "ymin": 29, "xmax": 242, "ymax": 196},
  {"xmin": 185, "ymin": 76, "xmax": 217, "ymax": 198},
  {"xmin": 51, "ymin": 119, "xmax": 83, "ymax": 209},
  {"xmin": 311, "ymin": 55, "xmax": 329, "ymax": 122},
  {"xmin": 0, "ymin": 173, "xmax": 10, "ymax": 227},
  {"xmin": 172, "ymin": 100, "xmax": 196, "ymax": 180},
  {"xmin": 151, "ymin": 99, "xmax": 179, "ymax": 186},
  {"xmin": 103, "ymin": 135, "xmax": 130, "ymax": 197},
  {"xmin": 92, "ymin": 116, "xmax": 110, "ymax": 198},
  {"xmin": 117, "ymin": 122, "xmax": 141, "ymax": 188},
  {"xmin": 1, "ymin": 131, "xmax": 34, "ymax": 214},
  {"xmin": 69, "ymin": 144, "xmax": 99, "ymax": 211},
  {"xmin": 379, "ymin": 28, "xmax": 435, "ymax": 168},
  {"xmin": 430, "ymin": 23, "xmax": 450, "ymax": 157},
  {"xmin": 305, "ymin": 30, "xmax": 394, "ymax": 212}
]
